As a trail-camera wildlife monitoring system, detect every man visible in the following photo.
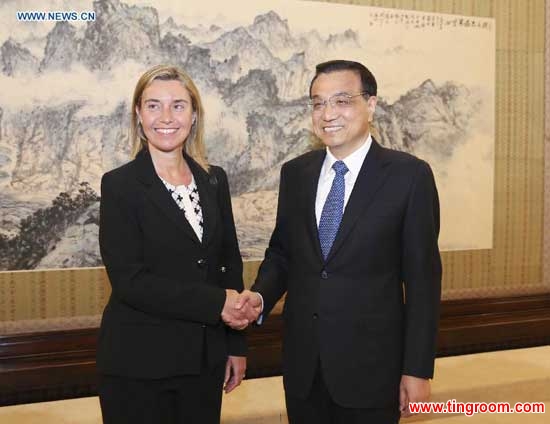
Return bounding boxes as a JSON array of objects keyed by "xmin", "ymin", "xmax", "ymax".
[{"xmin": 237, "ymin": 60, "xmax": 441, "ymax": 423}]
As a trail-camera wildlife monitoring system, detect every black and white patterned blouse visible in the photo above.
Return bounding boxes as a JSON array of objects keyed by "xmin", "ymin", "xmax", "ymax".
[{"xmin": 160, "ymin": 176, "xmax": 204, "ymax": 241}]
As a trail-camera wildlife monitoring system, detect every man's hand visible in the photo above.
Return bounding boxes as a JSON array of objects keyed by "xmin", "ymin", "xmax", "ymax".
[
  {"xmin": 221, "ymin": 290, "xmax": 262, "ymax": 330},
  {"xmin": 235, "ymin": 290, "xmax": 263, "ymax": 322},
  {"xmin": 399, "ymin": 375, "xmax": 430, "ymax": 418},
  {"xmin": 224, "ymin": 355, "xmax": 246, "ymax": 393}
]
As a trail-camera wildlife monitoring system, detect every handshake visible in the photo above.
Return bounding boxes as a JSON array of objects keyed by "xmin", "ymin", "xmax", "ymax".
[{"xmin": 222, "ymin": 289, "xmax": 263, "ymax": 330}]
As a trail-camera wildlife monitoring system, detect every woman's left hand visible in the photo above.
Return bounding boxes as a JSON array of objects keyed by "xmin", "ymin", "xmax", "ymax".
[{"xmin": 224, "ymin": 356, "xmax": 247, "ymax": 393}]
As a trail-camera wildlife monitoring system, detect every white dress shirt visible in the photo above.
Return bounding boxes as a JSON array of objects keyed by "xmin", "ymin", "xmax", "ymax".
[
  {"xmin": 315, "ymin": 134, "xmax": 372, "ymax": 226},
  {"xmin": 160, "ymin": 176, "xmax": 204, "ymax": 242}
]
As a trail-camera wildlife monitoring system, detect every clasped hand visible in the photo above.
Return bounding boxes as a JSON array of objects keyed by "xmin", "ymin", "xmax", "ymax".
[{"xmin": 221, "ymin": 289, "xmax": 262, "ymax": 330}]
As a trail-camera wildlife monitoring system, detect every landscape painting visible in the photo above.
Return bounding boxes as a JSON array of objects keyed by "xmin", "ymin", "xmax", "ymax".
[{"xmin": 0, "ymin": 0, "xmax": 495, "ymax": 270}]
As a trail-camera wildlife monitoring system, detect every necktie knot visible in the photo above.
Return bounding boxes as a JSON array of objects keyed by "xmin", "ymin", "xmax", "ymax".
[{"xmin": 332, "ymin": 160, "xmax": 348, "ymax": 176}]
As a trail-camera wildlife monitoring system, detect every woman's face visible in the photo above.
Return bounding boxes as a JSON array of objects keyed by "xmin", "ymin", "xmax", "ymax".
[{"xmin": 137, "ymin": 79, "xmax": 195, "ymax": 154}]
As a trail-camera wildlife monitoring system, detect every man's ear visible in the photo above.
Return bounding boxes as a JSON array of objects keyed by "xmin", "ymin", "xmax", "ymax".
[{"xmin": 367, "ymin": 96, "xmax": 377, "ymax": 122}]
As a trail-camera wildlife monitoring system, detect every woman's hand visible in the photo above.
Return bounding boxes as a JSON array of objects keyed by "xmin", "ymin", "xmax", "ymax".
[{"xmin": 224, "ymin": 356, "xmax": 247, "ymax": 393}]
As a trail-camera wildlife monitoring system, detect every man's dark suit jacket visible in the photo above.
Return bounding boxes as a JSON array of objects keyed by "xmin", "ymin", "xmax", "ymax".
[
  {"xmin": 252, "ymin": 139, "xmax": 442, "ymax": 409},
  {"xmin": 97, "ymin": 149, "xmax": 245, "ymax": 379}
]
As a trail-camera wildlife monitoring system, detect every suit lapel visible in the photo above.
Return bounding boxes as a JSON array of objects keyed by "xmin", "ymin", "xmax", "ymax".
[
  {"xmin": 303, "ymin": 149, "xmax": 326, "ymax": 264},
  {"xmin": 325, "ymin": 139, "xmax": 392, "ymax": 263},
  {"xmin": 185, "ymin": 153, "xmax": 217, "ymax": 247},
  {"xmin": 135, "ymin": 149, "xmax": 202, "ymax": 245}
]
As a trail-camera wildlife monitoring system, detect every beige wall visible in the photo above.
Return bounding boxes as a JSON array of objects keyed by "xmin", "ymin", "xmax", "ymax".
[{"xmin": 0, "ymin": 0, "xmax": 547, "ymax": 331}]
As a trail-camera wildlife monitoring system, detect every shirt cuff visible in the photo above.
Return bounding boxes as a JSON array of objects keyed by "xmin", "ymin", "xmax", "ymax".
[{"xmin": 254, "ymin": 291, "xmax": 264, "ymax": 325}]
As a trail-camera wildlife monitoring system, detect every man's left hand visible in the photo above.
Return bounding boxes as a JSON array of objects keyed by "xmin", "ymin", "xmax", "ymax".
[{"xmin": 399, "ymin": 375, "xmax": 430, "ymax": 418}]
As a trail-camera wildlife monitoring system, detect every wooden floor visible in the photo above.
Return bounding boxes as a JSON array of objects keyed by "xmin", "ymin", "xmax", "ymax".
[{"xmin": 0, "ymin": 346, "xmax": 548, "ymax": 423}]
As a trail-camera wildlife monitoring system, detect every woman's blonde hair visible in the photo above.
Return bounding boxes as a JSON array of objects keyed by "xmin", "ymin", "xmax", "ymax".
[{"xmin": 131, "ymin": 64, "xmax": 209, "ymax": 171}]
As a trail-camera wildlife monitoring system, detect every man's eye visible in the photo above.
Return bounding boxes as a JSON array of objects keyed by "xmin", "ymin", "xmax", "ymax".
[
  {"xmin": 174, "ymin": 104, "xmax": 185, "ymax": 111},
  {"xmin": 146, "ymin": 104, "xmax": 159, "ymax": 110},
  {"xmin": 334, "ymin": 97, "xmax": 350, "ymax": 106},
  {"xmin": 312, "ymin": 101, "xmax": 325, "ymax": 109}
]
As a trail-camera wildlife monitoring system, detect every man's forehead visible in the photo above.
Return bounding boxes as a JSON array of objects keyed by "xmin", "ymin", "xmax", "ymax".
[{"xmin": 311, "ymin": 70, "xmax": 362, "ymax": 95}]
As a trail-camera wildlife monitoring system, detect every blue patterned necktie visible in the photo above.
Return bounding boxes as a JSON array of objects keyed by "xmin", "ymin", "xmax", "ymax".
[{"xmin": 319, "ymin": 160, "xmax": 349, "ymax": 260}]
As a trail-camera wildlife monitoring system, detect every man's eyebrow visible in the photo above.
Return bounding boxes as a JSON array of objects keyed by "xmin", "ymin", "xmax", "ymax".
[{"xmin": 310, "ymin": 91, "xmax": 350, "ymax": 98}]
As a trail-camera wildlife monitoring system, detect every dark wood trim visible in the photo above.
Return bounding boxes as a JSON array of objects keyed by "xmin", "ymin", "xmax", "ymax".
[
  {"xmin": 1, "ymin": 293, "xmax": 550, "ymax": 405},
  {"xmin": 0, "ymin": 329, "xmax": 98, "ymax": 406},
  {"xmin": 438, "ymin": 293, "xmax": 550, "ymax": 356}
]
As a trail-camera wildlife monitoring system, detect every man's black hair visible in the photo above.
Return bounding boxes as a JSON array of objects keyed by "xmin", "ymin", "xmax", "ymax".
[{"xmin": 309, "ymin": 60, "xmax": 377, "ymax": 98}]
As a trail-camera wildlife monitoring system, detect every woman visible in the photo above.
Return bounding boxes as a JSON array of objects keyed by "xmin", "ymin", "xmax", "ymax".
[{"xmin": 97, "ymin": 65, "xmax": 247, "ymax": 424}]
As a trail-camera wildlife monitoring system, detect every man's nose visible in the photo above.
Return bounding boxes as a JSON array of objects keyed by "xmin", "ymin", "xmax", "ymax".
[{"xmin": 321, "ymin": 102, "xmax": 339, "ymax": 120}]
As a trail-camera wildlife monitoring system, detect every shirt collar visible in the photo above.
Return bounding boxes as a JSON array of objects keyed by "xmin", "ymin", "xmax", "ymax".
[
  {"xmin": 159, "ymin": 175, "xmax": 195, "ymax": 191},
  {"xmin": 320, "ymin": 134, "xmax": 372, "ymax": 181}
]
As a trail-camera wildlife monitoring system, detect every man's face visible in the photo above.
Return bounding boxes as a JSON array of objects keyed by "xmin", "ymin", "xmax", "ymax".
[{"xmin": 310, "ymin": 70, "xmax": 376, "ymax": 159}]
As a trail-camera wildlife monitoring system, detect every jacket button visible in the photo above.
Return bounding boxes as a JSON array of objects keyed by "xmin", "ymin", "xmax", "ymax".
[
  {"xmin": 197, "ymin": 259, "xmax": 206, "ymax": 268},
  {"xmin": 220, "ymin": 266, "xmax": 227, "ymax": 273},
  {"xmin": 201, "ymin": 324, "xmax": 206, "ymax": 328},
  {"xmin": 321, "ymin": 270, "xmax": 328, "ymax": 279},
  {"xmin": 313, "ymin": 313, "xmax": 318, "ymax": 319}
]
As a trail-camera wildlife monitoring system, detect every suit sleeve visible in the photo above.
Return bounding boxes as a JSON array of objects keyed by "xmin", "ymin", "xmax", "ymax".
[
  {"xmin": 250, "ymin": 164, "xmax": 290, "ymax": 318},
  {"xmin": 99, "ymin": 173, "xmax": 226, "ymax": 325},
  {"xmin": 401, "ymin": 161, "xmax": 442, "ymax": 379},
  {"xmin": 214, "ymin": 167, "xmax": 247, "ymax": 356}
]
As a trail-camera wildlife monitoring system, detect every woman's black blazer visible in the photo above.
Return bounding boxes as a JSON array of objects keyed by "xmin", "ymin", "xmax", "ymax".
[{"xmin": 97, "ymin": 149, "xmax": 245, "ymax": 378}]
